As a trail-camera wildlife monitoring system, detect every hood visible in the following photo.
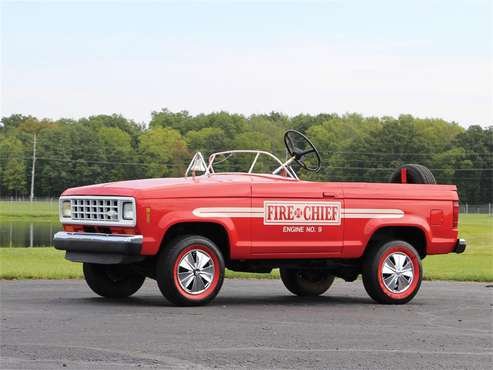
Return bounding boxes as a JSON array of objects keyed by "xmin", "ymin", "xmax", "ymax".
[
  {"xmin": 61, "ymin": 174, "xmax": 255, "ymax": 199},
  {"xmin": 62, "ymin": 178, "xmax": 190, "ymax": 196}
]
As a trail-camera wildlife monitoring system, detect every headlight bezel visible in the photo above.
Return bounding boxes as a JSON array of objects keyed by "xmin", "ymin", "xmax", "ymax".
[
  {"xmin": 61, "ymin": 200, "xmax": 72, "ymax": 218},
  {"xmin": 122, "ymin": 201, "xmax": 135, "ymax": 220}
]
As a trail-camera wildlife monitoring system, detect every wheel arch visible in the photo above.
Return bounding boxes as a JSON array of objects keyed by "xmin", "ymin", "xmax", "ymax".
[
  {"xmin": 365, "ymin": 225, "xmax": 428, "ymax": 258},
  {"xmin": 160, "ymin": 221, "xmax": 231, "ymax": 261}
]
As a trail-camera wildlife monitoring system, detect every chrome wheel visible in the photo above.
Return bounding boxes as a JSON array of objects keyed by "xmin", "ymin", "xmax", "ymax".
[
  {"xmin": 381, "ymin": 252, "xmax": 414, "ymax": 293},
  {"xmin": 176, "ymin": 250, "xmax": 215, "ymax": 294}
]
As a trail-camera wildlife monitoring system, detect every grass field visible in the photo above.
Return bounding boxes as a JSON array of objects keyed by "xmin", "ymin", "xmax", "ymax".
[
  {"xmin": 0, "ymin": 201, "xmax": 491, "ymax": 281},
  {"xmin": 0, "ymin": 248, "xmax": 279, "ymax": 280},
  {"xmin": 423, "ymin": 214, "xmax": 492, "ymax": 281},
  {"xmin": 0, "ymin": 200, "xmax": 59, "ymax": 222}
]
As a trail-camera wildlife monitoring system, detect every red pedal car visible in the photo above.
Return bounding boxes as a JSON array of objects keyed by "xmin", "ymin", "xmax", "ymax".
[{"xmin": 54, "ymin": 130, "xmax": 466, "ymax": 305}]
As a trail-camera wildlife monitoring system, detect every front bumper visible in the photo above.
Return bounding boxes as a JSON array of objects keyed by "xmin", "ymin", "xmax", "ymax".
[
  {"xmin": 53, "ymin": 232, "xmax": 144, "ymax": 264},
  {"xmin": 454, "ymin": 238, "xmax": 467, "ymax": 254}
]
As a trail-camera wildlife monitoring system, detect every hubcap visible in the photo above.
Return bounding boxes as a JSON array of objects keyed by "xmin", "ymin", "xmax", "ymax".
[
  {"xmin": 177, "ymin": 250, "xmax": 214, "ymax": 294},
  {"xmin": 381, "ymin": 252, "xmax": 414, "ymax": 293}
]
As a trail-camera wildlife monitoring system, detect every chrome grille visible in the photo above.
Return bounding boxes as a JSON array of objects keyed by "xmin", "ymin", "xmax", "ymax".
[
  {"xmin": 72, "ymin": 198, "xmax": 119, "ymax": 221},
  {"xmin": 59, "ymin": 196, "xmax": 136, "ymax": 227}
]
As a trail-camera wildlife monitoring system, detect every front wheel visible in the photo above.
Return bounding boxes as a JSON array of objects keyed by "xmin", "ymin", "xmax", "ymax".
[
  {"xmin": 362, "ymin": 240, "xmax": 422, "ymax": 304},
  {"xmin": 156, "ymin": 235, "xmax": 225, "ymax": 306},
  {"xmin": 83, "ymin": 263, "xmax": 145, "ymax": 298},
  {"xmin": 280, "ymin": 268, "xmax": 335, "ymax": 296}
]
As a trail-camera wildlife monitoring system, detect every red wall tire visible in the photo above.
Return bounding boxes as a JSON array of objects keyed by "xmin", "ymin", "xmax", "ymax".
[
  {"xmin": 156, "ymin": 235, "xmax": 225, "ymax": 306},
  {"xmin": 363, "ymin": 240, "xmax": 422, "ymax": 304},
  {"xmin": 172, "ymin": 244, "xmax": 221, "ymax": 301}
]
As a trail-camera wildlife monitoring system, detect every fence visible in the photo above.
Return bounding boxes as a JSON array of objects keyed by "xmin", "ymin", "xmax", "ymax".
[
  {"xmin": 0, "ymin": 197, "xmax": 58, "ymax": 202},
  {"xmin": 459, "ymin": 203, "xmax": 492, "ymax": 216},
  {"xmin": 0, "ymin": 197, "xmax": 59, "ymax": 214}
]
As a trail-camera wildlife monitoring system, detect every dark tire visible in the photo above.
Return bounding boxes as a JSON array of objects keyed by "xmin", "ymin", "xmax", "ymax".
[
  {"xmin": 156, "ymin": 235, "xmax": 225, "ymax": 306},
  {"xmin": 83, "ymin": 263, "xmax": 145, "ymax": 298},
  {"xmin": 389, "ymin": 164, "xmax": 436, "ymax": 184},
  {"xmin": 362, "ymin": 240, "xmax": 422, "ymax": 304},
  {"xmin": 280, "ymin": 268, "xmax": 335, "ymax": 296}
]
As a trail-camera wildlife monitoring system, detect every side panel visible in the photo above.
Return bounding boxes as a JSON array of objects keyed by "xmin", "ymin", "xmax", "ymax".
[
  {"xmin": 343, "ymin": 198, "xmax": 457, "ymax": 258},
  {"xmin": 250, "ymin": 182, "xmax": 344, "ymax": 258},
  {"xmin": 135, "ymin": 197, "xmax": 251, "ymax": 257}
]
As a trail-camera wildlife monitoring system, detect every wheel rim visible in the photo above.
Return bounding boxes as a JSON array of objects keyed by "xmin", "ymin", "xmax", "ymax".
[
  {"xmin": 381, "ymin": 252, "xmax": 414, "ymax": 293},
  {"xmin": 176, "ymin": 249, "xmax": 215, "ymax": 295}
]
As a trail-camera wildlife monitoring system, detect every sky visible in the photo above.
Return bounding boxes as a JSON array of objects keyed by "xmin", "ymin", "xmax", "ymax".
[{"xmin": 1, "ymin": 0, "xmax": 492, "ymax": 127}]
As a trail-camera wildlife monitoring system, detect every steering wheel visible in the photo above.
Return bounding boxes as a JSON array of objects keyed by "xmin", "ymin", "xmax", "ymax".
[{"xmin": 283, "ymin": 130, "xmax": 322, "ymax": 172}]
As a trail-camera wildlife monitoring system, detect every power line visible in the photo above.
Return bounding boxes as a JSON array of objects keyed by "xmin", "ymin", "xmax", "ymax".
[
  {"xmin": 2, "ymin": 148, "xmax": 492, "ymax": 161},
  {"xmin": 325, "ymin": 151, "xmax": 493, "ymax": 157},
  {"xmin": 1, "ymin": 155, "xmax": 493, "ymax": 171},
  {"xmin": 0, "ymin": 156, "xmax": 166, "ymax": 167}
]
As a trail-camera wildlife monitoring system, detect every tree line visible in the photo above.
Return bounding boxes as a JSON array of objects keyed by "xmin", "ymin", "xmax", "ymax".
[{"xmin": 0, "ymin": 110, "xmax": 491, "ymax": 203}]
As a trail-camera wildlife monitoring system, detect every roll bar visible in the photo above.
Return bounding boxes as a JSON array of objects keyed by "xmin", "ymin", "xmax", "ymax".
[{"xmin": 185, "ymin": 150, "xmax": 299, "ymax": 179}]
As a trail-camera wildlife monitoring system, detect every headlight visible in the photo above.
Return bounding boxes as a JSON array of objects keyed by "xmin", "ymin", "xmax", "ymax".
[
  {"xmin": 61, "ymin": 201, "xmax": 71, "ymax": 218},
  {"xmin": 122, "ymin": 202, "xmax": 134, "ymax": 220}
]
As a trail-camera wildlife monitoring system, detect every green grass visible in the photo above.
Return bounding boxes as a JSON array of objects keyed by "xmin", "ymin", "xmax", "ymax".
[
  {"xmin": 423, "ymin": 214, "xmax": 493, "ymax": 281},
  {"xmin": 0, "ymin": 248, "xmax": 281, "ymax": 280},
  {"xmin": 0, "ymin": 248, "xmax": 82, "ymax": 279},
  {"xmin": 0, "ymin": 213, "xmax": 491, "ymax": 281},
  {"xmin": 0, "ymin": 200, "xmax": 59, "ymax": 222}
]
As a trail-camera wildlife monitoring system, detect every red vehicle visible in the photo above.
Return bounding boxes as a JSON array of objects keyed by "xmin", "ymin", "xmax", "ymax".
[{"xmin": 54, "ymin": 130, "xmax": 466, "ymax": 306}]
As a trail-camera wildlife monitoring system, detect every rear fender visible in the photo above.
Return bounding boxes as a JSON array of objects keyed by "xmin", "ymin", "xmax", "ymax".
[{"xmin": 363, "ymin": 215, "xmax": 431, "ymax": 253}]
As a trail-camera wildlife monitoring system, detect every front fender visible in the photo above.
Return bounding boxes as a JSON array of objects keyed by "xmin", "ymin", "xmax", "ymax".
[{"xmin": 150, "ymin": 210, "xmax": 239, "ymax": 255}]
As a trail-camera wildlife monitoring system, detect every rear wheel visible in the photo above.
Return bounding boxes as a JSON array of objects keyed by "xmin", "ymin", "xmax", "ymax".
[
  {"xmin": 280, "ymin": 268, "xmax": 335, "ymax": 296},
  {"xmin": 156, "ymin": 235, "xmax": 225, "ymax": 306},
  {"xmin": 83, "ymin": 263, "xmax": 145, "ymax": 298},
  {"xmin": 362, "ymin": 240, "xmax": 422, "ymax": 304}
]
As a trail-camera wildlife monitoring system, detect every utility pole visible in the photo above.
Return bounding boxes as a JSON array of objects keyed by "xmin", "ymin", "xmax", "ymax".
[{"xmin": 30, "ymin": 133, "xmax": 37, "ymax": 202}]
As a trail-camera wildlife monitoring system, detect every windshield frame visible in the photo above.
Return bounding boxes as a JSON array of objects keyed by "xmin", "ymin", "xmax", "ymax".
[{"xmin": 205, "ymin": 150, "xmax": 299, "ymax": 179}]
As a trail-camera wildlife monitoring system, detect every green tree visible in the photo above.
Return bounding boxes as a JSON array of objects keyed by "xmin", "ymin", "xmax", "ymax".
[
  {"xmin": 98, "ymin": 127, "xmax": 136, "ymax": 181},
  {"xmin": 0, "ymin": 136, "xmax": 27, "ymax": 196},
  {"xmin": 185, "ymin": 127, "xmax": 226, "ymax": 153},
  {"xmin": 36, "ymin": 126, "xmax": 72, "ymax": 196},
  {"xmin": 138, "ymin": 127, "xmax": 189, "ymax": 178},
  {"xmin": 81, "ymin": 114, "xmax": 142, "ymax": 146},
  {"xmin": 453, "ymin": 126, "xmax": 493, "ymax": 203},
  {"xmin": 149, "ymin": 109, "xmax": 193, "ymax": 133},
  {"xmin": 1, "ymin": 114, "xmax": 33, "ymax": 133},
  {"xmin": 0, "ymin": 110, "xmax": 491, "ymax": 202}
]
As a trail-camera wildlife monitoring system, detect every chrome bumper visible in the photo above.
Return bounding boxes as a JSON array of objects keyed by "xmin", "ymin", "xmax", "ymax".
[
  {"xmin": 454, "ymin": 238, "xmax": 466, "ymax": 254},
  {"xmin": 53, "ymin": 232, "xmax": 144, "ymax": 264}
]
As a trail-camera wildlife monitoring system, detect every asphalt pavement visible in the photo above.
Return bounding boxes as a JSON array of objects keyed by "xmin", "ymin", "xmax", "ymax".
[{"xmin": 1, "ymin": 279, "xmax": 492, "ymax": 369}]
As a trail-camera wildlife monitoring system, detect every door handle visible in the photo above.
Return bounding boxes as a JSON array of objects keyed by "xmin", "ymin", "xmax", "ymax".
[{"xmin": 323, "ymin": 192, "xmax": 336, "ymax": 198}]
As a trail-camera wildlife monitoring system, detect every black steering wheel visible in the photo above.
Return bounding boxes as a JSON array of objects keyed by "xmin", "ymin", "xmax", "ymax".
[{"xmin": 283, "ymin": 130, "xmax": 322, "ymax": 172}]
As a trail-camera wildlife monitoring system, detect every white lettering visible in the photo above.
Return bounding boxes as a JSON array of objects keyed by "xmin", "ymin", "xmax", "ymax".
[{"xmin": 264, "ymin": 201, "xmax": 341, "ymax": 226}]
